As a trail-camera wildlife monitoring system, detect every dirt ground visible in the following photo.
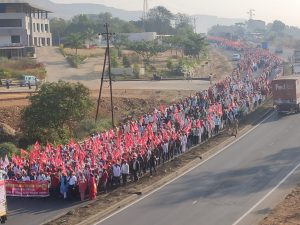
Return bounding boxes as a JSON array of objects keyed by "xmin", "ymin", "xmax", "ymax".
[
  {"xmin": 259, "ymin": 184, "xmax": 300, "ymax": 225},
  {"xmin": 36, "ymin": 47, "xmax": 231, "ymax": 90}
]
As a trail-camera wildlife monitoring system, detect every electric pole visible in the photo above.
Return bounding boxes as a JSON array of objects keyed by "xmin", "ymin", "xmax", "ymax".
[
  {"xmin": 142, "ymin": 0, "xmax": 149, "ymax": 31},
  {"xmin": 95, "ymin": 23, "xmax": 115, "ymax": 127},
  {"xmin": 247, "ymin": 9, "xmax": 255, "ymax": 20}
]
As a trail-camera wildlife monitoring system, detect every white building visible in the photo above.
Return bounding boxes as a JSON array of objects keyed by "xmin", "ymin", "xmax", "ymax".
[{"xmin": 0, "ymin": 0, "xmax": 52, "ymax": 57}]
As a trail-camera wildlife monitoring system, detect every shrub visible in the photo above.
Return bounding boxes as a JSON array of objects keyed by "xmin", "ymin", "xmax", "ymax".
[
  {"xmin": 166, "ymin": 59, "xmax": 173, "ymax": 71},
  {"xmin": 66, "ymin": 55, "xmax": 86, "ymax": 68},
  {"xmin": 0, "ymin": 142, "xmax": 19, "ymax": 159},
  {"xmin": 133, "ymin": 64, "xmax": 140, "ymax": 79},
  {"xmin": 122, "ymin": 56, "xmax": 131, "ymax": 67},
  {"xmin": 74, "ymin": 118, "xmax": 112, "ymax": 140}
]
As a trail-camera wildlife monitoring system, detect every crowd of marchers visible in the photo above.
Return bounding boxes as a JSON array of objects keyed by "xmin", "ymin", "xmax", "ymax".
[{"xmin": 1, "ymin": 40, "xmax": 283, "ymax": 201}]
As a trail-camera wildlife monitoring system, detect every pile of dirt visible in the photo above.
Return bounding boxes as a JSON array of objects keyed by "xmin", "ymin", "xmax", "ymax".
[
  {"xmin": 0, "ymin": 106, "xmax": 23, "ymax": 132},
  {"xmin": 0, "ymin": 122, "xmax": 16, "ymax": 142}
]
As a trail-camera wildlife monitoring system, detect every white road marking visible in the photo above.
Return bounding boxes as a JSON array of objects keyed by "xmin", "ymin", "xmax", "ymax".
[
  {"xmin": 232, "ymin": 161, "xmax": 300, "ymax": 225},
  {"xmin": 94, "ymin": 111, "xmax": 275, "ymax": 225},
  {"xmin": 192, "ymin": 201, "xmax": 198, "ymax": 205}
]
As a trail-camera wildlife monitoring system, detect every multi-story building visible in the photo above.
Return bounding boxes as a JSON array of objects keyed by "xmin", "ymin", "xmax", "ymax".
[{"xmin": 0, "ymin": 0, "xmax": 52, "ymax": 57}]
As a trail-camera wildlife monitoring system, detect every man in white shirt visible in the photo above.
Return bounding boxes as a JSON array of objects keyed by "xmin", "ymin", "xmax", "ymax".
[
  {"xmin": 112, "ymin": 162, "xmax": 121, "ymax": 187},
  {"xmin": 121, "ymin": 160, "xmax": 129, "ymax": 185}
]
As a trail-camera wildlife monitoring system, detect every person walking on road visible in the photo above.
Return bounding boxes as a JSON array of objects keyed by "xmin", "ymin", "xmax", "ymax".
[
  {"xmin": 60, "ymin": 173, "xmax": 68, "ymax": 200},
  {"xmin": 121, "ymin": 160, "xmax": 129, "ymax": 185},
  {"xmin": 88, "ymin": 173, "xmax": 97, "ymax": 200},
  {"xmin": 78, "ymin": 172, "xmax": 87, "ymax": 201}
]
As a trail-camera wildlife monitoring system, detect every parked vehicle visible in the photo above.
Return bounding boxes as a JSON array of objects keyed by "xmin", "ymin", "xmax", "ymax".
[
  {"xmin": 231, "ymin": 53, "xmax": 241, "ymax": 61},
  {"xmin": 272, "ymin": 76, "xmax": 300, "ymax": 113},
  {"xmin": 19, "ymin": 75, "xmax": 38, "ymax": 87}
]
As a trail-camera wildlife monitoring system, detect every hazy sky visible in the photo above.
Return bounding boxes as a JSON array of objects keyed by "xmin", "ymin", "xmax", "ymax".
[{"xmin": 52, "ymin": 0, "xmax": 300, "ymax": 27}]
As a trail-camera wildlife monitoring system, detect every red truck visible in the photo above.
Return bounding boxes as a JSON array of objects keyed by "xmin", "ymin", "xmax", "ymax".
[{"xmin": 272, "ymin": 76, "xmax": 300, "ymax": 113}]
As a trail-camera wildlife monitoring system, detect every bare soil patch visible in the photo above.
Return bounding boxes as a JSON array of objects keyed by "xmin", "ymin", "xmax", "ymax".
[{"xmin": 259, "ymin": 185, "xmax": 300, "ymax": 225}]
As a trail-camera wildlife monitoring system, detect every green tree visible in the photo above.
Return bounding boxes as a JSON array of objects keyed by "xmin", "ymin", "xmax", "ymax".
[
  {"xmin": 50, "ymin": 18, "xmax": 68, "ymax": 45},
  {"xmin": 127, "ymin": 40, "xmax": 168, "ymax": 66},
  {"xmin": 122, "ymin": 56, "xmax": 131, "ymax": 67},
  {"xmin": 146, "ymin": 6, "xmax": 174, "ymax": 34},
  {"xmin": 166, "ymin": 59, "xmax": 173, "ymax": 71},
  {"xmin": 22, "ymin": 81, "xmax": 93, "ymax": 144},
  {"xmin": 111, "ymin": 34, "xmax": 129, "ymax": 57},
  {"xmin": 133, "ymin": 63, "xmax": 140, "ymax": 78},
  {"xmin": 271, "ymin": 20, "xmax": 286, "ymax": 33},
  {"xmin": 182, "ymin": 32, "xmax": 207, "ymax": 58},
  {"xmin": 174, "ymin": 13, "xmax": 194, "ymax": 33},
  {"xmin": 0, "ymin": 142, "xmax": 18, "ymax": 159},
  {"xmin": 64, "ymin": 33, "xmax": 85, "ymax": 55},
  {"xmin": 84, "ymin": 28, "xmax": 96, "ymax": 46},
  {"xmin": 66, "ymin": 14, "xmax": 94, "ymax": 34}
]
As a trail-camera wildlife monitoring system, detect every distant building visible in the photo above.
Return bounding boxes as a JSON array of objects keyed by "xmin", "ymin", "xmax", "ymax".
[{"xmin": 0, "ymin": 0, "xmax": 52, "ymax": 58}]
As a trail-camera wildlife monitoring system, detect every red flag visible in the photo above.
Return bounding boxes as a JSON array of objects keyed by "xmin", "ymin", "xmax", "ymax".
[
  {"xmin": 167, "ymin": 120, "xmax": 171, "ymax": 128},
  {"xmin": 20, "ymin": 149, "xmax": 28, "ymax": 158},
  {"xmin": 3, "ymin": 155, "xmax": 9, "ymax": 168},
  {"xmin": 160, "ymin": 104, "xmax": 164, "ymax": 112}
]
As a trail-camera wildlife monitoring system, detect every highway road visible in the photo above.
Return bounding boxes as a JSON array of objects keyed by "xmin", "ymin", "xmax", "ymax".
[{"xmin": 94, "ymin": 111, "xmax": 300, "ymax": 225}]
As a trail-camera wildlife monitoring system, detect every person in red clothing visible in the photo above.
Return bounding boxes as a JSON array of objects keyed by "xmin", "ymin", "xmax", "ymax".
[
  {"xmin": 78, "ymin": 172, "xmax": 87, "ymax": 201},
  {"xmin": 100, "ymin": 168, "xmax": 108, "ymax": 193},
  {"xmin": 89, "ymin": 173, "xmax": 97, "ymax": 200}
]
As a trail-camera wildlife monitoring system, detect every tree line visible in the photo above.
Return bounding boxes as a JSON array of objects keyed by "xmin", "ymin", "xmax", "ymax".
[{"xmin": 51, "ymin": 6, "xmax": 207, "ymax": 60}]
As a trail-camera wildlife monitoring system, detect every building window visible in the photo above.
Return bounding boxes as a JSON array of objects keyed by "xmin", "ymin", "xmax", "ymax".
[
  {"xmin": 0, "ymin": 19, "xmax": 22, "ymax": 27},
  {"xmin": 37, "ymin": 23, "xmax": 40, "ymax": 32},
  {"xmin": 11, "ymin": 36, "xmax": 20, "ymax": 44},
  {"xmin": 41, "ymin": 24, "xmax": 44, "ymax": 32},
  {"xmin": 33, "ymin": 23, "xmax": 36, "ymax": 32},
  {"xmin": 45, "ymin": 24, "xmax": 49, "ymax": 32}
]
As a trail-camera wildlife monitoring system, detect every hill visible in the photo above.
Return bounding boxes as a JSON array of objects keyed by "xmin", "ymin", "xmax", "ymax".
[
  {"xmin": 26, "ymin": 0, "xmax": 141, "ymax": 21},
  {"xmin": 193, "ymin": 15, "xmax": 245, "ymax": 33},
  {"xmin": 27, "ymin": 0, "xmax": 245, "ymax": 33}
]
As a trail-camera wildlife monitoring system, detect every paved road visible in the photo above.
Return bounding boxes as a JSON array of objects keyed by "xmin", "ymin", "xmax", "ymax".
[{"xmin": 95, "ymin": 111, "xmax": 300, "ymax": 225}]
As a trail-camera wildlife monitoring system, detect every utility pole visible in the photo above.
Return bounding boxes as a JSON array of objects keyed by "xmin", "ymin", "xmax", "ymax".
[
  {"xmin": 247, "ymin": 9, "xmax": 255, "ymax": 20},
  {"xmin": 95, "ymin": 23, "xmax": 115, "ymax": 127},
  {"xmin": 193, "ymin": 16, "xmax": 197, "ymax": 33},
  {"xmin": 142, "ymin": 0, "xmax": 149, "ymax": 31}
]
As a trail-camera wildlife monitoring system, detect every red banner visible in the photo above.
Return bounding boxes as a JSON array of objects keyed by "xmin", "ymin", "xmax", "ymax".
[
  {"xmin": 0, "ymin": 180, "xmax": 7, "ymax": 216},
  {"xmin": 5, "ymin": 180, "xmax": 49, "ymax": 197}
]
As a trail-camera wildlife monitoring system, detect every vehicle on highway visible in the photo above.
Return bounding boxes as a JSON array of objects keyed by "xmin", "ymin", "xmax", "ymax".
[
  {"xmin": 231, "ymin": 53, "xmax": 241, "ymax": 61},
  {"xmin": 272, "ymin": 76, "xmax": 300, "ymax": 114}
]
